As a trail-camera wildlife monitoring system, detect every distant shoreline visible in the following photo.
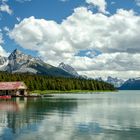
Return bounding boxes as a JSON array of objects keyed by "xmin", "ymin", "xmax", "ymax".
[{"xmin": 30, "ymin": 90, "xmax": 117, "ymax": 95}]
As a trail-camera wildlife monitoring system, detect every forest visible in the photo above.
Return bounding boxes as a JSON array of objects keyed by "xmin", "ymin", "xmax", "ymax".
[{"xmin": 0, "ymin": 72, "xmax": 115, "ymax": 91}]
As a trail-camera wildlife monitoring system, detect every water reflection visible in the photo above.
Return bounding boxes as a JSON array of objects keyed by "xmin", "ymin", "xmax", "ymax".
[
  {"xmin": 0, "ymin": 98, "xmax": 27, "ymax": 112},
  {"xmin": 0, "ymin": 91, "xmax": 140, "ymax": 140},
  {"xmin": 0, "ymin": 97, "xmax": 77, "ymax": 140}
]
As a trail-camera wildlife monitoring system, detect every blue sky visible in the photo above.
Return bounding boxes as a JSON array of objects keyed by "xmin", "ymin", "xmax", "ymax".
[
  {"xmin": 0, "ymin": 0, "xmax": 140, "ymax": 53},
  {"xmin": 1, "ymin": 0, "xmax": 85, "ymax": 54},
  {"xmin": 0, "ymin": 0, "xmax": 140, "ymax": 79}
]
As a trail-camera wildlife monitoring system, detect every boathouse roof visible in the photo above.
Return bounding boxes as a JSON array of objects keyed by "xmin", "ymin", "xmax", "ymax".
[{"xmin": 0, "ymin": 82, "xmax": 27, "ymax": 90}]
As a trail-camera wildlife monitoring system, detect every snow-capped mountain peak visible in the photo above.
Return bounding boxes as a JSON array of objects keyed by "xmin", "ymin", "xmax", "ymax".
[
  {"xmin": 5, "ymin": 49, "xmax": 45, "ymax": 73},
  {"xmin": 0, "ymin": 49, "xmax": 75, "ymax": 77},
  {"xmin": 8, "ymin": 49, "xmax": 32, "ymax": 61},
  {"xmin": 58, "ymin": 62, "xmax": 79, "ymax": 77},
  {"xmin": 106, "ymin": 76, "xmax": 125, "ymax": 88},
  {"xmin": 0, "ymin": 56, "xmax": 8, "ymax": 70}
]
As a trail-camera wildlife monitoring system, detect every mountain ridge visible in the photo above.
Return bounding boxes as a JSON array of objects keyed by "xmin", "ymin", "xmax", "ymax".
[
  {"xmin": 0, "ymin": 49, "xmax": 75, "ymax": 77},
  {"xmin": 119, "ymin": 78, "xmax": 140, "ymax": 90},
  {"xmin": 58, "ymin": 62, "xmax": 79, "ymax": 77},
  {"xmin": 106, "ymin": 76, "xmax": 125, "ymax": 88}
]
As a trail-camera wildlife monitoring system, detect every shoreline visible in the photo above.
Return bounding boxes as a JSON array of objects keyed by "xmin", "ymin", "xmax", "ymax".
[
  {"xmin": 0, "ymin": 90, "xmax": 117, "ymax": 98},
  {"xmin": 30, "ymin": 90, "xmax": 117, "ymax": 95}
]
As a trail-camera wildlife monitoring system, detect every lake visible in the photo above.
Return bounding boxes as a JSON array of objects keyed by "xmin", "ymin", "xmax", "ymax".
[{"xmin": 0, "ymin": 90, "xmax": 140, "ymax": 140}]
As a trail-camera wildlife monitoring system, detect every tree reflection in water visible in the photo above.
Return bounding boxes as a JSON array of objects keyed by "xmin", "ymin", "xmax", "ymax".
[{"xmin": 0, "ymin": 97, "xmax": 78, "ymax": 138}]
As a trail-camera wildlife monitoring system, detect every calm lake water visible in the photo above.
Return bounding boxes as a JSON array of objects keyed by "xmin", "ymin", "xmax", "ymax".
[{"xmin": 0, "ymin": 91, "xmax": 140, "ymax": 140}]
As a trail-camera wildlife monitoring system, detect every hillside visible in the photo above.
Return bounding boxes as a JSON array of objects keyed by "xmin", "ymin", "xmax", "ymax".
[
  {"xmin": 0, "ymin": 49, "xmax": 74, "ymax": 78},
  {"xmin": 0, "ymin": 72, "xmax": 115, "ymax": 91},
  {"xmin": 119, "ymin": 78, "xmax": 140, "ymax": 90}
]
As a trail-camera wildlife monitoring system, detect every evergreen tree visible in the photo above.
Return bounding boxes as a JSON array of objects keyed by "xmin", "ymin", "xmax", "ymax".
[{"xmin": 0, "ymin": 71, "xmax": 115, "ymax": 91}]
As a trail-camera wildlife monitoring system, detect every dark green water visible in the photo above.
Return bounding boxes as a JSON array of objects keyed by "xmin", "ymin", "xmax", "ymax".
[{"xmin": 0, "ymin": 91, "xmax": 140, "ymax": 140}]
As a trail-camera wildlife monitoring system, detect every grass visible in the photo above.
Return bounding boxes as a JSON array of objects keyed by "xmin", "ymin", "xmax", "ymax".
[{"xmin": 30, "ymin": 90, "xmax": 116, "ymax": 95}]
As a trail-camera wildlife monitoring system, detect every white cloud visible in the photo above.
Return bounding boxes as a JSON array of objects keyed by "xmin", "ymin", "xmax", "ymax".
[
  {"xmin": 0, "ymin": 3, "xmax": 12, "ymax": 15},
  {"xmin": 9, "ymin": 7, "xmax": 140, "ymax": 79},
  {"xmin": 86, "ymin": 0, "xmax": 107, "ymax": 13},
  {"xmin": 0, "ymin": 0, "xmax": 8, "ymax": 2},
  {"xmin": 111, "ymin": 1, "xmax": 116, "ymax": 5},
  {"xmin": 59, "ymin": 0, "xmax": 69, "ymax": 2},
  {"xmin": 3, "ymin": 26, "xmax": 9, "ymax": 32},
  {"xmin": 15, "ymin": 0, "xmax": 32, "ymax": 3},
  {"xmin": 79, "ymin": 70, "xmax": 140, "ymax": 80},
  {"xmin": 0, "ymin": 0, "xmax": 31, "ymax": 16},
  {"xmin": 135, "ymin": 0, "xmax": 140, "ymax": 6},
  {"xmin": 16, "ymin": 17, "xmax": 21, "ymax": 22},
  {"xmin": 0, "ymin": 45, "xmax": 8, "ymax": 56},
  {"xmin": 0, "ymin": 33, "xmax": 8, "ymax": 56},
  {"xmin": 0, "ymin": 32, "xmax": 3, "ymax": 44}
]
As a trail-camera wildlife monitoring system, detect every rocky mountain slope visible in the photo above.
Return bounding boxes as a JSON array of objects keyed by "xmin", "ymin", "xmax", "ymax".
[
  {"xmin": 0, "ymin": 49, "xmax": 74, "ymax": 77},
  {"xmin": 106, "ymin": 76, "xmax": 125, "ymax": 88},
  {"xmin": 119, "ymin": 77, "xmax": 140, "ymax": 90},
  {"xmin": 58, "ymin": 62, "xmax": 79, "ymax": 77}
]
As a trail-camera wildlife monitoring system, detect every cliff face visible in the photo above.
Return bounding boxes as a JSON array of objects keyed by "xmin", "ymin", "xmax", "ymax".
[{"xmin": 0, "ymin": 49, "xmax": 74, "ymax": 77}]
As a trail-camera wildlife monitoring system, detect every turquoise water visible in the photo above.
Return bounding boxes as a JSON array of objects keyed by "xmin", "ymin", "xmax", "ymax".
[{"xmin": 0, "ymin": 91, "xmax": 140, "ymax": 140}]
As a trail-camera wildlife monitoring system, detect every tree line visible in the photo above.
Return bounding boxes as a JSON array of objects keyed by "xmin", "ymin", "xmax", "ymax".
[{"xmin": 0, "ymin": 72, "xmax": 115, "ymax": 91}]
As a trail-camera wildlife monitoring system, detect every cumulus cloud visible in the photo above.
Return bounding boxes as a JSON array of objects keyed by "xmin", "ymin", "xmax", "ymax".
[
  {"xmin": 86, "ymin": 0, "xmax": 107, "ymax": 13},
  {"xmin": 9, "ymin": 7, "xmax": 140, "ymax": 79},
  {"xmin": 3, "ymin": 26, "xmax": 10, "ymax": 36},
  {"xmin": 0, "ymin": 3, "xmax": 12, "ymax": 14},
  {"xmin": 0, "ymin": 46, "xmax": 8, "ymax": 56},
  {"xmin": 135, "ymin": 0, "xmax": 140, "ymax": 6},
  {"xmin": 0, "ymin": 0, "xmax": 31, "ymax": 16}
]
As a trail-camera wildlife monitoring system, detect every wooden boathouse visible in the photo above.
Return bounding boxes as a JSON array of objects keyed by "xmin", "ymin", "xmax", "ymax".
[{"xmin": 0, "ymin": 82, "xmax": 27, "ymax": 96}]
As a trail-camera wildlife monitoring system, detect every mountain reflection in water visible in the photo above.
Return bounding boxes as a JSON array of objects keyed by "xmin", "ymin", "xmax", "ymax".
[
  {"xmin": 0, "ymin": 91, "xmax": 140, "ymax": 140},
  {"xmin": 0, "ymin": 97, "xmax": 77, "ymax": 139}
]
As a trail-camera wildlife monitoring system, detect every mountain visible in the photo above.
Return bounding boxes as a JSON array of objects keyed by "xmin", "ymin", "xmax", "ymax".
[
  {"xmin": 96, "ymin": 77, "xmax": 103, "ymax": 81},
  {"xmin": 58, "ymin": 62, "xmax": 79, "ymax": 77},
  {"xmin": 58, "ymin": 62, "xmax": 90, "ymax": 79},
  {"xmin": 119, "ymin": 77, "xmax": 140, "ymax": 90},
  {"xmin": 0, "ymin": 49, "xmax": 74, "ymax": 77},
  {"xmin": 0, "ymin": 56, "xmax": 8, "ymax": 70},
  {"xmin": 106, "ymin": 76, "xmax": 125, "ymax": 88}
]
